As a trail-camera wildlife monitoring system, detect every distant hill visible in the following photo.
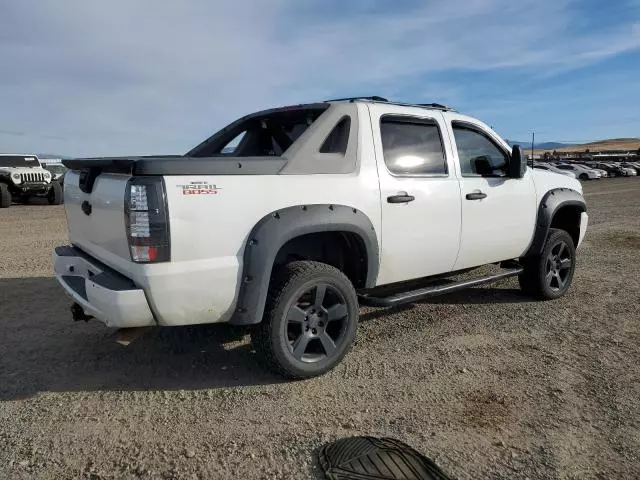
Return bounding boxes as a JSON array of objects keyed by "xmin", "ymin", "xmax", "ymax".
[
  {"xmin": 537, "ymin": 138, "xmax": 640, "ymax": 154},
  {"xmin": 507, "ymin": 138, "xmax": 640, "ymax": 154},
  {"xmin": 37, "ymin": 153, "xmax": 71, "ymax": 160},
  {"xmin": 506, "ymin": 140, "xmax": 575, "ymax": 150}
]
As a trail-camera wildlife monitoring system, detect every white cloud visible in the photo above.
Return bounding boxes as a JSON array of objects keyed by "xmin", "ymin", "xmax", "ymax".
[{"xmin": 0, "ymin": 0, "xmax": 638, "ymax": 155}]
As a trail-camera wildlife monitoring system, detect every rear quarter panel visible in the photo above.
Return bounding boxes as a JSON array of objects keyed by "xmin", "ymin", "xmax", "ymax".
[{"xmin": 153, "ymin": 168, "xmax": 381, "ymax": 325}]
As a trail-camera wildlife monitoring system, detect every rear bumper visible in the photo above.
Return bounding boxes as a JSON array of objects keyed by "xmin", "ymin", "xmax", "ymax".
[{"xmin": 53, "ymin": 246, "xmax": 155, "ymax": 328}]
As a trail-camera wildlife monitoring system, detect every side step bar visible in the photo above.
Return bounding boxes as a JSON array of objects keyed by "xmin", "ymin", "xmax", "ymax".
[{"xmin": 358, "ymin": 266, "xmax": 524, "ymax": 307}]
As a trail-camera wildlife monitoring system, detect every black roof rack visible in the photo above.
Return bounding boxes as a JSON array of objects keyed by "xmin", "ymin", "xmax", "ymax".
[
  {"xmin": 325, "ymin": 97, "xmax": 454, "ymax": 111},
  {"xmin": 417, "ymin": 103, "xmax": 449, "ymax": 109},
  {"xmin": 326, "ymin": 96, "xmax": 389, "ymax": 102}
]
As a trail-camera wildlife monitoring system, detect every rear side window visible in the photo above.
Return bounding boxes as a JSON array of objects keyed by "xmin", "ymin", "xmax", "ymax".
[
  {"xmin": 187, "ymin": 105, "xmax": 328, "ymax": 157},
  {"xmin": 320, "ymin": 116, "xmax": 351, "ymax": 155},
  {"xmin": 380, "ymin": 116, "xmax": 447, "ymax": 175},
  {"xmin": 452, "ymin": 125, "xmax": 509, "ymax": 177},
  {"xmin": 221, "ymin": 131, "xmax": 246, "ymax": 154}
]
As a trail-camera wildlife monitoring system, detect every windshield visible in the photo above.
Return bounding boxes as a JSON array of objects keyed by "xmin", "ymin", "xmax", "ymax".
[
  {"xmin": 0, "ymin": 155, "xmax": 41, "ymax": 168},
  {"xmin": 44, "ymin": 164, "xmax": 67, "ymax": 174}
]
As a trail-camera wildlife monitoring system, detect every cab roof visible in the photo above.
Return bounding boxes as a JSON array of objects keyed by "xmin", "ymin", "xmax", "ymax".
[{"xmin": 325, "ymin": 96, "xmax": 456, "ymax": 112}]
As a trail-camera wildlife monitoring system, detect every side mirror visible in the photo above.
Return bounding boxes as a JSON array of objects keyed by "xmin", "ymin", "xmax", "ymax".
[{"xmin": 508, "ymin": 145, "xmax": 527, "ymax": 178}]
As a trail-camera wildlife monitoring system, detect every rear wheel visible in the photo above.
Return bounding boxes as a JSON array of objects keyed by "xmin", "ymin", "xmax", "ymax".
[
  {"xmin": 519, "ymin": 228, "xmax": 576, "ymax": 300},
  {"xmin": 579, "ymin": 173, "xmax": 588, "ymax": 181},
  {"xmin": 48, "ymin": 182, "xmax": 63, "ymax": 205},
  {"xmin": 251, "ymin": 261, "xmax": 358, "ymax": 379},
  {"xmin": 0, "ymin": 183, "xmax": 11, "ymax": 208}
]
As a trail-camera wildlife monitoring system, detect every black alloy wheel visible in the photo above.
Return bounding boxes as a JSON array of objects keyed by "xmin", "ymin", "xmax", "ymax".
[
  {"xmin": 544, "ymin": 240, "xmax": 572, "ymax": 292},
  {"xmin": 252, "ymin": 261, "xmax": 358, "ymax": 379},
  {"xmin": 519, "ymin": 228, "xmax": 576, "ymax": 300},
  {"xmin": 285, "ymin": 283, "xmax": 349, "ymax": 363}
]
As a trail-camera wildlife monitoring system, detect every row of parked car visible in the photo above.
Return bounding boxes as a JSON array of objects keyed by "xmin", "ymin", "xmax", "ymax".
[{"xmin": 534, "ymin": 160, "xmax": 640, "ymax": 180}]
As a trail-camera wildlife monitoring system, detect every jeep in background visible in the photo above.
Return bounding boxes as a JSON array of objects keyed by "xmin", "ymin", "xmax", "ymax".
[
  {"xmin": 0, "ymin": 154, "xmax": 63, "ymax": 207},
  {"xmin": 43, "ymin": 163, "xmax": 68, "ymax": 191},
  {"xmin": 53, "ymin": 97, "xmax": 588, "ymax": 379}
]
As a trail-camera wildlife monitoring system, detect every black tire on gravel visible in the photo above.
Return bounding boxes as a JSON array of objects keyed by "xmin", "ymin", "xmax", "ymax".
[
  {"xmin": 519, "ymin": 228, "xmax": 576, "ymax": 300},
  {"xmin": 251, "ymin": 260, "xmax": 359, "ymax": 379},
  {"xmin": 0, "ymin": 183, "xmax": 11, "ymax": 208},
  {"xmin": 579, "ymin": 173, "xmax": 588, "ymax": 181},
  {"xmin": 48, "ymin": 182, "xmax": 63, "ymax": 205}
]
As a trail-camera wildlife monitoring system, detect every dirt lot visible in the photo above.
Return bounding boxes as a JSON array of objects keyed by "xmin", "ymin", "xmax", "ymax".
[{"xmin": 1, "ymin": 178, "xmax": 639, "ymax": 479}]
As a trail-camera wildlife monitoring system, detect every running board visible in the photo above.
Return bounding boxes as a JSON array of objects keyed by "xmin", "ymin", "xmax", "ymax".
[{"xmin": 358, "ymin": 266, "xmax": 524, "ymax": 307}]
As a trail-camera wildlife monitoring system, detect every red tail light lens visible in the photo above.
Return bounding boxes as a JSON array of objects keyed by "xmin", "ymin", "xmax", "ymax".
[{"xmin": 125, "ymin": 177, "xmax": 170, "ymax": 263}]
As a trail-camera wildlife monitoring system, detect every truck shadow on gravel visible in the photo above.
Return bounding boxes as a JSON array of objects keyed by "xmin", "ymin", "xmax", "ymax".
[
  {"xmin": 0, "ymin": 277, "xmax": 285, "ymax": 401},
  {"xmin": 1, "ymin": 278, "xmax": 531, "ymax": 401}
]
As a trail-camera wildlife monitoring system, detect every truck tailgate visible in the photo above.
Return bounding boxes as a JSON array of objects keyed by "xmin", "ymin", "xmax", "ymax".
[{"xmin": 64, "ymin": 170, "xmax": 132, "ymax": 270}]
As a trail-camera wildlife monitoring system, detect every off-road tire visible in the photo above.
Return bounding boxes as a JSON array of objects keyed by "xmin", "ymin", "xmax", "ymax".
[
  {"xmin": 519, "ymin": 228, "xmax": 576, "ymax": 300},
  {"xmin": 251, "ymin": 261, "xmax": 359, "ymax": 379},
  {"xmin": 48, "ymin": 182, "xmax": 63, "ymax": 205},
  {"xmin": 0, "ymin": 183, "xmax": 11, "ymax": 208}
]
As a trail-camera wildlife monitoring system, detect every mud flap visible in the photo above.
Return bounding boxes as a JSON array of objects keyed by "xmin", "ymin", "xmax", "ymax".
[{"xmin": 319, "ymin": 436, "xmax": 454, "ymax": 480}]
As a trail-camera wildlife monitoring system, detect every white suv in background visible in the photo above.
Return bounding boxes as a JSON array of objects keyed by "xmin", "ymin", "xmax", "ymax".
[
  {"xmin": 534, "ymin": 163, "xmax": 577, "ymax": 178},
  {"xmin": 555, "ymin": 163, "xmax": 601, "ymax": 180}
]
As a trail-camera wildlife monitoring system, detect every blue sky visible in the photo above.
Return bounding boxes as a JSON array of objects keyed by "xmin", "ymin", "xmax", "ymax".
[{"xmin": 0, "ymin": 0, "xmax": 639, "ymax": 156}]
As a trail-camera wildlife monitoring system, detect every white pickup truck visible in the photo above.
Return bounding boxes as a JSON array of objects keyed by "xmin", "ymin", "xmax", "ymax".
[{"xmin": 54, "ymin": 97, "xmax": 588, "ymax": 378}]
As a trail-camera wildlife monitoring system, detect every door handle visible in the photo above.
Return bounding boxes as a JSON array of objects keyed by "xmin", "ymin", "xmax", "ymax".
[
  {"xmin": 465, "ymin": 191, "xmax": 487, "ymax": 200},
  {"xmin": 387, "ymin": 194, "xmax": 415, "ymax": 203}
]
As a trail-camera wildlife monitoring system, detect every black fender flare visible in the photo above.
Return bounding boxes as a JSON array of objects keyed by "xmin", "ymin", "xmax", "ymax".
[
  {"xmin": 524, "ymin": 188, "xmax": 586, "ymax": 257},
  {"xmin": 231, "ymin": 204, "xmax": 379, "ymax": 325}
]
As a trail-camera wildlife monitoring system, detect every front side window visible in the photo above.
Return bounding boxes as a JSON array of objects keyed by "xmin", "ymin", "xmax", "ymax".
[
  {"xmin": 380, "ymin": 116, "xmax": 447, "ymax": 175},
  {"xmin": 452, "ymin": 125, "xmax": 509, "ymax": 177}
]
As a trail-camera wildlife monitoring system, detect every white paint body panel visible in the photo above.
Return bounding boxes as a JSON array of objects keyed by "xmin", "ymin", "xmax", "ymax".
[
  {"xmin": 443, "ymin": 112, "xmax": 538, "ymax": 270},
  {"xmin": 366, "ymin": 104, "xmax": 461, "ymax": 284}
]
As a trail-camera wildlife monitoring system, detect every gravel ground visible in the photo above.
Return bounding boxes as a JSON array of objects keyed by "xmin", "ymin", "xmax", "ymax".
[{"xmin": 1, "ymin": 178, "xmax": 639, "ymax": 479}]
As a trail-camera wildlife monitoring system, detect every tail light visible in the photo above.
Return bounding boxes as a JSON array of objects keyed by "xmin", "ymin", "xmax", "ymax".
[{"xmin": 125, "ymin": 177, "xmax": 170, "ymax": 263}]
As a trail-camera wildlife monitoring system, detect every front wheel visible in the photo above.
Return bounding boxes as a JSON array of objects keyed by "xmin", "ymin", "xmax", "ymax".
[
  {"xmin": 251, "ymin": 261, "xmax": 358, "ymax": 379},
  {"xmin": 519, "ymin": 228, "xmax": 576, "ymax": 300}
]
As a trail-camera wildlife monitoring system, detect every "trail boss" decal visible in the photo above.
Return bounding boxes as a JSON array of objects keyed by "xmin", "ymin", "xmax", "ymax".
[{"xmin": 177, "ymin": 181, "xmax": 221, "ymax": 196}]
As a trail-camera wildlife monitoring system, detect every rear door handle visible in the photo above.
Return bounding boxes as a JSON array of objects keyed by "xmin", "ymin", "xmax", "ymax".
[
  {"xmin": 465, "ymin": 192, "xmax": 487, "ymax": 200},
  {"xmin": 387, "ymin": 194, "xmax": 415, "ymax": 204}
]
